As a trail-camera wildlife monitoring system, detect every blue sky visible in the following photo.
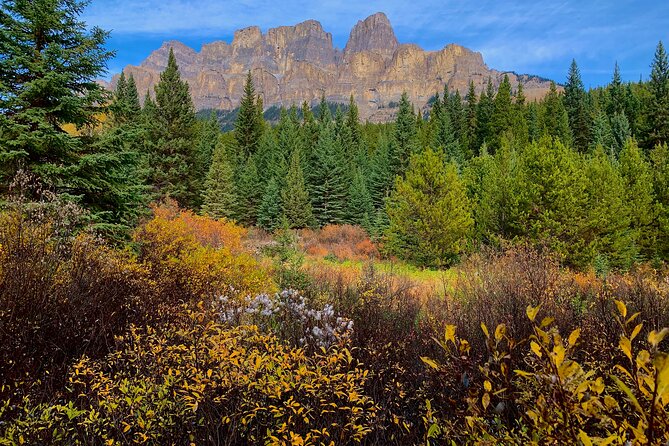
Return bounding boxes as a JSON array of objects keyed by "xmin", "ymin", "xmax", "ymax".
[{"xmin": 83, "ymin": 0, "xmax": 668, "ymax": 88}]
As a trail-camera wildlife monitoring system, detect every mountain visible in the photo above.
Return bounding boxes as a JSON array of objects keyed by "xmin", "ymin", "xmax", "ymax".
[{"xmin": 115, "ymin": 12, "xmax": 554, "ymax": 122}]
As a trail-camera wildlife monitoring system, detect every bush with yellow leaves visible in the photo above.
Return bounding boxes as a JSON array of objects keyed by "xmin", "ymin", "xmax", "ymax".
[
  {"xmin": 0, "ymin": 305, "xmax": 377, "ymax": 445},
  {"xmin": 133, "ymin": 200, "xmax": 274, "ymax": 300},
  {"xmin": 420, "ymin": 300, "xmax": 669, "ymax": 444}
]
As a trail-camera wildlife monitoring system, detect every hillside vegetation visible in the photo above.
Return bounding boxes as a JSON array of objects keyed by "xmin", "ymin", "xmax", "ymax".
[{"xmin": 3, "ymin": 0, "xmax": 669, "ymax": 444}]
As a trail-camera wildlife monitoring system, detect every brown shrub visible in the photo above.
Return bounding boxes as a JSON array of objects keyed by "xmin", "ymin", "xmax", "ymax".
[{"xmin": 298, "ymin": 224, "xmax": 378, "ymax": 261}]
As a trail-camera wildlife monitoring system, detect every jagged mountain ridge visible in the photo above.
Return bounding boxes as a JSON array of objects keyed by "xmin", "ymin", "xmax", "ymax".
[{"xmin": 116, "ymin": 12, "xmax": 554, "ymax": 122}]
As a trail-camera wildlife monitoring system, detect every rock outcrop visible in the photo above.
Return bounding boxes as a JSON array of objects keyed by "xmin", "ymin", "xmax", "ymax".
[{"xmin": 116, "ymin": 12, "xmax": 554, "ymax": 121}]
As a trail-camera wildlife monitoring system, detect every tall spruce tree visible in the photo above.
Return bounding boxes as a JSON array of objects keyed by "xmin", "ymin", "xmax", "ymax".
[
  {"xmin": 465, "ymin": 81, "xmax": 479, "ymax": 155},
  {"xmin": 150, "ymin": 48, "xmax": 198, "ymax": 206},
  {"xmin": 540, "ymin": 82, "xmax": 572, "ymax": 145},
  {"xmin": 310, "ymin": 122, "xmax": 349, "ymax": 225},
  {"xmin": 648, "ymin": 41, "xmax": 669, "ymax": 148},
  {"xmin": 490, "ymin": 74, "xmax": 514, "ymax": 152},
  {"xmin": 390, "ymin": 92, "xmax": 419, "ymax": 177},
  {"xmin": 258, "ymin": 178, "xmax": 283, "ymax": 230},
  {"xmin": 347, "ymin": 168, "xmax": 374, "ymax": 229},
  {"xmin": 201, "ymin": 142, "xmax": 238, "ymax": 220},
  {"xmin": 236, "ymin": 155, "xmax": 262, "ymax": 226},
  {"xmin": 235, "ymin": 71, "xmax": 262, "ymax": 159},
  {"xmin": 281, "ymin": 149, "xmax": 314, "ymax": 229},
  {"xmin": 564, "ymin": 60, "xmax": 591, "ymax": 152},
  {"xmin": 476, "ymin": 79, "xmax": 495, "ymax": 151}
]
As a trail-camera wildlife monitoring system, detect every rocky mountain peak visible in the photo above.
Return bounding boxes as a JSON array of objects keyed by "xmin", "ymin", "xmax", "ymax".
[
  {"xmin": 115, "ymin": 13, "xmax": 555, "ymax": 122},
  {"xmin": 344, "ymin": 12, "xmax": 398, "ymax": 58}
]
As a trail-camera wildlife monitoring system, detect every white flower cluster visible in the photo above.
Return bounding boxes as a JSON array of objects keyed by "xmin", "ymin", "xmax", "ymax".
[{"xmin": 214, "ymin": 289, "xmax": 353, "ymax": 348}]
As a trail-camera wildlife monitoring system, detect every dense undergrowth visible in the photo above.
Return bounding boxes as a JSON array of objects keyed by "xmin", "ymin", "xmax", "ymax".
[{"xmin": 2, "ymin": 202, "xmax": 669, "ymax": 445}]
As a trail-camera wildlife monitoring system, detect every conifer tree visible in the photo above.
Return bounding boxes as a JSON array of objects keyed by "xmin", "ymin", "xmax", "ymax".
[
  {"xmin": 590, "ymin": 109, "xmax": 614, "ymax": 154},
  {"xmin": 236, "ymin": 156, "xmax": 262, "ymax": 226},
  {"xmin": 368, "ymin": 134, "xmax": 393, "ymax": 209},
  {"xmin": 490, "ymin": 74, "xmax": 514, "ymax": 151},
  {"xmin": 281, "ymin": 149, "xmax": 314, "ymax": 229},
  {"xmin": 447, "ymin": 88, "xmax": 466, "ymax": 152},
  {"xmin": 608, "ymin": 63, "xmax": 626, "ymax": 116},
  {"xmin": 465, "ymin": 81, "xmax": 479, "ymax": 155},
  {"xmin": 258, "ymin": 178, "xmax": 283, "ymax": 230},
  {"xmin": 650, "ymin": 143, "xmax": 669, "ymax": 258},
  {"xmin": 618, "ymin": 139, "xmax": 656, "ymax": 257},
  {"xmin": 583, "ymin": 146, "xmax": 634, "ymax": 268},
  {"xmin": 235, "ymin": 71, "xmax": 262, "ymax": 158},
  {"xmin": 476, "ymin": 139, "xmax": 524, "ymax": 243},
  {"xmin": 517, "ymin": 138, "xmax": 589, "ymax": 263},
  {"xmin": 201, "ymin": 142, "xmax": 238, "ymax": 220},
  {"xmin": 476, "ymin": 79, "xmax": 495, "ymax": 151},
  {"xmin": 0, "ymin": 0, "xmax": 118, "ymax": 201},
  {"xmin": 390, "ymin": 92, "xmax": 418, "ymax": 177},
  {"xmin": 150, "ymin": 48, "xmax": 198, "ymax": 206},
  {"xmin": 512, "ymin": 82, "xmax": 530, "ymax": 147},
  {"xmin": 310, "ymin": 123, "xmax": 349, "ymax": 225},
  {"xmin": 540, "ymin": 82, "xmax": 572, "ymax": 145},
  {"xmin": 648, "ymin": 41, "xmax": 669, "ymax": 148},
  {"xmin": 564, "ymin": 60, "xmax": 591, "ymax": 152},
  {"xmin": 385, "ymin": 147, "xmax": 473, "ymax": 267},
  {"xmin": 192, "ymin": 112, "xmax": 220, "ymax": 203},
  {"xmin": 347, "ymin": 168, "xmax": 374, "ymax": 228},
  {"xmin": 346, "ymin": 95, "xmax": 364, "ymax": 155},
  {"xmin": 610, "ymin": 112, "xmax": 632, "ymax": 157}
]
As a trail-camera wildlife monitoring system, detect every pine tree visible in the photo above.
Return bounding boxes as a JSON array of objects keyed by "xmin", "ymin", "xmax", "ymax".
[
  {"xmin": 347, "ymin": 168, "xmax": 374, "ymax": 228},
  {"xmin": 648, "ymin": 41, "xmax": 669, "ymax": 148},
  {"xmin": 465, "ymin": 81, "xmax": 479, "ymax": 155},
  {"xmin": 281, "ymin": 149, "xmax": 314, "ymax": 229},
  {"xmin": 610, "ymin": 112, "xmax": 632, "ymax": 157},
  {"xmin": 476, "ymin": 79, "xmax": 495, "ymax": 152},
  {"xmin": 192, "ymin": 112, "xmax": 220, "ymax": 205},
  {"xmin": 583, "ymin": 146, "xmax": 634, "ymax": 268},
  {"xmin": 564, "ymin": 60, "xmax": 590, "ymax": 152},
  {"xmin": 590, "ymin": 108, "xmax": 614, "ymax": 154},
  {"xmin": 511, "ymin": 82, "xmax": 530, "ymax": 147},
  {"xmin": 618, "ymin": 139, "xmax": 656, "ymax": 258},
  {"xmin": 540, "ymin": 82, "xmax": 572, "ymax": 145},
  {"xmin": 0, "ymin": 0, "xmax": 156, "ymax": 235},
  {"xmin": 385, "ymin": 147, "xmax": 473, "ymax": 267},
  {"xmin": 235, "ymin": 71, "xmax": 262, "ymax": 158},
  {"xmin": 368, "ymin": 134, "xmax": 393, "ymax": 209},
  {"xmin": 490, "ymin": 74, "xmax": 514, "ymax": 152},
  {"xmin": 258, "ymin": 178, "xmax": 283, "ymax": 230},
  {"xmin": 390, "ymin": 92, "xmax": 418, "ymax": 177},
  {"xmin": 608, "ymin": 63, "xmax": 626, "ymax": 116},
  {"xmin": 150, "ymin": 48, "xmax": 198, "ymax": 206},
  {"xmin": 236, "ymin": 155, "xmax": 262, "ymax": 226},
  {"xmin": 517, "ymin": 137, "xmax": 589, "ymax": 264},
  {"xmin": 201, "ymin": 142, "xmax": 238, "ymax": 220},
  {"xmin": 346, "ymin": 95, "xmax": 364, "ymax": 157},
  {"xmin": 476, "ymin": 139, "xmax": 524, "ymax": 243},
  {"xmin": 310, "ymin": 123, "xmax": 350, "ymax": 225},
  {"xmin": 650, "ymin": 143, "xmax": 669, "ymax": 258}
]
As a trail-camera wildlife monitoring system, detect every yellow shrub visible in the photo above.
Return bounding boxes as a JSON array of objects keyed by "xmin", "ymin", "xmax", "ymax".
[
  {"xmin": 133, "ymin": 201, "xmax": 274, "ymax": 299},
  {"xmin": 1, "ymin": 307, "xmax": 377, "ymax": 445}
]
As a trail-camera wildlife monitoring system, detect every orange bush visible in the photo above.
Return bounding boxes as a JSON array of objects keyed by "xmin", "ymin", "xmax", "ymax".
[
  {"xmin": 298, "ymin": 224, "xmax": 378, "ymax": 261},
  {"xmin": 134, "ymin": 201, "xmax": 274, "ymax": 300}
]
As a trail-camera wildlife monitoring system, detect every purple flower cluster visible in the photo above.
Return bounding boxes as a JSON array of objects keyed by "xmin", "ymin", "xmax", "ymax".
[{"xmin": 215, "ymin": 289, "xmax": 353, "ymax": 348}]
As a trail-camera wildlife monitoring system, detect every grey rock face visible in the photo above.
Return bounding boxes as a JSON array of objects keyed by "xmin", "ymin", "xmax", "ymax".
[{"xmin": 114, "ymin": 13, "xmax": 554, "ymax": 121}]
